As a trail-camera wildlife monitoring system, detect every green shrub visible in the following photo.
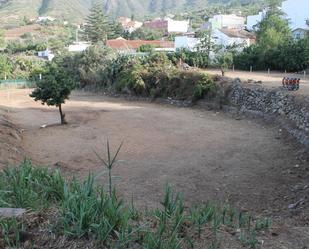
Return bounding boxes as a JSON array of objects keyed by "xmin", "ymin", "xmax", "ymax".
[
  {"xmin": 0, "ymin": 159, "xmax": 65, "ymax": 209},
  {"xmin": 0, "ymin": 217, "xmax": 24, "ymax": 248},
  {"xmin": 193, "ymin": 73, "xmax": 217, "ymax": 100},
  {"xmin": 57, "ymin": 175, "xmax": 132, "ymax": 241},
  {"xmin": 168, "ymin": 49, "xmax": 209, "ymax": 68},
  {"xmin": 137, "ymin": 44, "xmax": 156, "ymax": 53}
]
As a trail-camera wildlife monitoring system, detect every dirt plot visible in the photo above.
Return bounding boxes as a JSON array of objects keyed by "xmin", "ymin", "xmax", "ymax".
[{"xmin": 0, "ymin": 89, "xmax": 309, "ymax": 246}]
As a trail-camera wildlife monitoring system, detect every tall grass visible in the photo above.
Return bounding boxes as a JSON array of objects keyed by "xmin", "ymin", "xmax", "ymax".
[
  {"xmin": 0, "ymin": 148, "xmax": 271, "ymax": 248},
  {"xmin": 0, "ymin": 159, "xmax": 65, "ymax": 209}
]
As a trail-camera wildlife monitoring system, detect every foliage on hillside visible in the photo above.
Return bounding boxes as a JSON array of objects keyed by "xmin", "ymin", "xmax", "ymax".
[{"xmin": 0, "ymin": 0, "xmax": 275, "ymax": 24}]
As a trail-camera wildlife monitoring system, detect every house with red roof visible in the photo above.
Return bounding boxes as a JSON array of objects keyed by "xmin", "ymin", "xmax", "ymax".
[{"xmin": 106, "ymin": 37, "xmax": 175, "ymax": 53}]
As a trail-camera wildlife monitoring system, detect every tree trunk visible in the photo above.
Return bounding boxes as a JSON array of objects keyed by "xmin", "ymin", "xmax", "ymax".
[
  {"xmin": 58, "ymin": 104, "xmax": 67, "ymax": 125},
  {"xmin": 221, "ymin": 67, "xmax": 225, "ymax": 77}
]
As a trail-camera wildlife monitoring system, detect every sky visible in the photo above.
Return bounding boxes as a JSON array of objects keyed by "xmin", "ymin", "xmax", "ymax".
[
  {"xmin": 247, "ymin": 0, "xmax": 308, "ymax": 30},
  {"xmin": 282, "ymin": 0, "xmax": 308, "ymax": 29}
]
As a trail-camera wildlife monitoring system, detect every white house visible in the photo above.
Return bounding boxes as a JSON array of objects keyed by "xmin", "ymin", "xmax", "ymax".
[
  {"xmin": 37, "ymin": 49, "xmax": 55, "ymax": 61},
  {"xmin": 211, "ymin": 29, "xmax": 256, "ymax": 49},
  {"xmin": 247, "ymin": 0, "xmax": 308, "ymax": 31},
  {"xmin": 292, "ymin": 28, "xmax": 308, "ymax": 40},
  {"xmin": 143, "ymin": 18, "xmax": 189, "ymax": 34},
  {"xmin": 68, "ymin": 42, "xmax": 91, "ymax": 52},
  {"xmin": 209, "ymin": 14, "xmax": 246, "ymax": 29},
  {"xmin": 175, "ymin": 36, "xmax": 201, "ymax": 51},
  {"xmin": 37, "ymin": 16, "xmax": 56, "ymax": 23},
  {"xmin": 166, "ymin": 18, "xmax": 190, "ymax": 33},
  {"xmin": 118, "ymin": 17, "xmax": 143, "ymax": 33}
]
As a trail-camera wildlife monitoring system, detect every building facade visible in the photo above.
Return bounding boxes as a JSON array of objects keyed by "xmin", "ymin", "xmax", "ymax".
[
  {"xmin": 209, "ymin": 14, "xmax": 245, "ymax": 29},
  {"xmin": 143, "ymin": 18, "xmax": 189, "ymax": 34}
]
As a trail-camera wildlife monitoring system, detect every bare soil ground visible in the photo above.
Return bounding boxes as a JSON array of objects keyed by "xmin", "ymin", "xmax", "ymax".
[
  {"xmin": 203, "ymin": 69, "xmax": 309, "ymax": 96},
  {"xmin": 0, "ymin": 89, "xmax": 309, "ymax": 248}
]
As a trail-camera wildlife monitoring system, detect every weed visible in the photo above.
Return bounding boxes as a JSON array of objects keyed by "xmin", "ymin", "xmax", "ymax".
[
  {"xmin": 0, "ymin": 159, "xmax": 65, "ymax": 209},
  {"xmin": 94, "ymin": 140, "xmax": 123, "ymax": 198},
  {"xmin": 239, "ymin": 231, "xmax": 258, "ymax": 249},
  {"xmin": 0, "ymin": 217, "xmax": 23, "ymax": 248},
  {"xmin": 255, "ymin": 217, "xmax": 272, "ymax": 231}
]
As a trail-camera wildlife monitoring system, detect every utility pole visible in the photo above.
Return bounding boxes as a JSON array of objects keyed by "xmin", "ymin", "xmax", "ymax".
[{"xmin": 76, "ymin": 28, "xmax": 79, "ymax": 43}]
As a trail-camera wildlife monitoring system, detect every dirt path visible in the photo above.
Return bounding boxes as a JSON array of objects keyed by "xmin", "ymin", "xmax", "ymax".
[
  {"xmin": 0, "ymin": 89, "xmax": 308, "ymax": 231},
  {"xmin": 203, "ymin": 69, "xmax": 309, "ymax": 96}
]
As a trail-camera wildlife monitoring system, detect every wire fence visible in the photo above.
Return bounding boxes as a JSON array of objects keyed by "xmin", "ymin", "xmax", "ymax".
[
  {"xmin": 230, "ymin": 65, "xmax": 307, "ymax": 79},
  {"xmin": 0, "ymin": 79, "xmax": 36, "ymax": 89}
]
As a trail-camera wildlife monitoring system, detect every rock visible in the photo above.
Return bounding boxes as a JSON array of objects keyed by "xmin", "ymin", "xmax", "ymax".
[
  {"xmin": 0, "ymin": 208, "xmax": 26, "ymax": 218},
  {"xmin": 9, "ymin": 130, "xmax": 21, "ymax": 140},
  {"xmin": 288, "ymin": 198, "xmax": 305, "ymax": 209}
]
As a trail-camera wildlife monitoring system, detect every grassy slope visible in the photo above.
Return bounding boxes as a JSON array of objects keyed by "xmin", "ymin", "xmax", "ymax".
[
  {"xmin": 0, "ymin": 0, "xmax": 264, "ymax": 23},
  {"xmin": 0, "ymin": 0, "xmax": 90, "ymax": 24}
]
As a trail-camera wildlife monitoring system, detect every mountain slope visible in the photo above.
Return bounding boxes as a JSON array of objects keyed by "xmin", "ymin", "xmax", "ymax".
[
  {"xmin": 0, "ymin": 0, "xmax": 91, "ymax": 24},
  {"xmin": 0, "ymin": 0, "xmax": 262, "ymax": 24}
]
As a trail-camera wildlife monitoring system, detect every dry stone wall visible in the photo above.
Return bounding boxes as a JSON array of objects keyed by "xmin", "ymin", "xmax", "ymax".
[{"xmin": 224, "ymin": 81, "xmax": 309, "ymax": 147}]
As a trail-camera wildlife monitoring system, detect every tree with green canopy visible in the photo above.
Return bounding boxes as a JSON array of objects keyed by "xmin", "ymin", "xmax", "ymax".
[
  {"xmin": 82, "ymin": 3, "xmax": 109, "ymax": 43},
  {"xmin": 30, "ymin": 63, "xmax": 75, "ymax": 125},
  {"xmin": 255, "ymin": 1, "xmax": 291, "ymax": 50},
  {"xmin": 215, "ymin": 51, "xmax": 234, "ymax": 76}
]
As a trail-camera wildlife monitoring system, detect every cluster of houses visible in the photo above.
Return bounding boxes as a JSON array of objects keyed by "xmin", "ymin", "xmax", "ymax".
[
  {"xmin": 67, "ymin": 14, "xmax": 258, "ymax": 56},
  {"xmin": 36, "ymin": 1, "xmax": 308, "ymax": 60}
]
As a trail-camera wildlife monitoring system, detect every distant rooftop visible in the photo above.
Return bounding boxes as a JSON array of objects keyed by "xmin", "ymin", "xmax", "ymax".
[
  {"xmin": 219, "ymin": 28, "xmax": 256, "ymax": 39},
  {"xmin": 106, "ymin": 38, "xmax": 174, "ymax": 50}
]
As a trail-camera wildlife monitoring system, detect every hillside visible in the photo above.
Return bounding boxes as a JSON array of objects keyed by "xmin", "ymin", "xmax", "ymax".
[{"xmin": 0, "ymin": 0, "xmax": 264, "ymax": 24}]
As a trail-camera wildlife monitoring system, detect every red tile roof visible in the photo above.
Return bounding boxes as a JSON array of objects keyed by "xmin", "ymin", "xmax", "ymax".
[{"xmin": 106, "ymin": 38, "xmax": 174, "ymax": 50}]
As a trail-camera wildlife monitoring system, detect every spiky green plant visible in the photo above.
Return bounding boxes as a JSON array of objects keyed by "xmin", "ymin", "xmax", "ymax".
[{"xmin": 94, "ymin": 140, "xmax": 123, "ymax": 198}]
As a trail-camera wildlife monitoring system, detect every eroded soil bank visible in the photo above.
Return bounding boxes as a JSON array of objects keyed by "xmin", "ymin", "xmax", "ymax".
[{"xmin": 0, "ymin": 89, "xmax": 308, "ymax": 248}]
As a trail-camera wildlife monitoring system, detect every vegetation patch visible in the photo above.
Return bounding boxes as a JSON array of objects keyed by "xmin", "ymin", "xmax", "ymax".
[
  {"xmin": 57, "ymin": 48, "xmax": 217, "ymax": 102},
  {"xmin": 0, "ymin": 154, "xmax": 271, "ymax": 249}
]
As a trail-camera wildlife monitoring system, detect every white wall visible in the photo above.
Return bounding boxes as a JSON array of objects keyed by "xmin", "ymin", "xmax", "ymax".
[
  {"xmin": 292, "ymin": 29, "xmax": 307, "ymax": 40},
  {"xmin": 210, "ymin": 14, "xmax": 245, "ymax": 29},
  {"xmin": 175, "ymin": 36, "xmax": 201, "ymax": 51},
  {"xmin": 246, "ymin": 11, "xmax": 265, "ymax": 30},
  {"xmin": 167, "ymin": 19, "xmax": 189, "ymax": 33},
  {"xmin": 211, "ymin": 29, "xmax": 249, "ymax": 49},
  {"xmin": 68, "ymin": 42, "xmax": 90, "ymax": 52}
]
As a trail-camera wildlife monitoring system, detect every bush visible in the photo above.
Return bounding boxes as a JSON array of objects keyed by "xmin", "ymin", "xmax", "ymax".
[
  {"xmin": 234, "ymin": 37, "xmax": 309, "ymax": 72},
  {"xmin": 168, "ymin": 49, "xmax": 209, "ymax": 68},
  {"xmin": 103, "ymin": 52, "xmax": 216, "ymax": 101},
  {"xmin": 5, "ymin": 40, "xmax": 47, "ymax": 54},
  {"xmin": 137, "ymin": 44, "xmax": 156, "ymax": 52},
  {"xmin": 58, "ymin": 49, "xmax": 216, "ymax": 101},
  {"xmin": 194, "ymin": 73, "xmax": 218, "ymax": 100}
]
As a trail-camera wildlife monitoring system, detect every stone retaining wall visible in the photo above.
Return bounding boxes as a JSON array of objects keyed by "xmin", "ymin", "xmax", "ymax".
[{"xmin": 221, "ymin": 81, "xmax": 309, "ymax": 147}]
